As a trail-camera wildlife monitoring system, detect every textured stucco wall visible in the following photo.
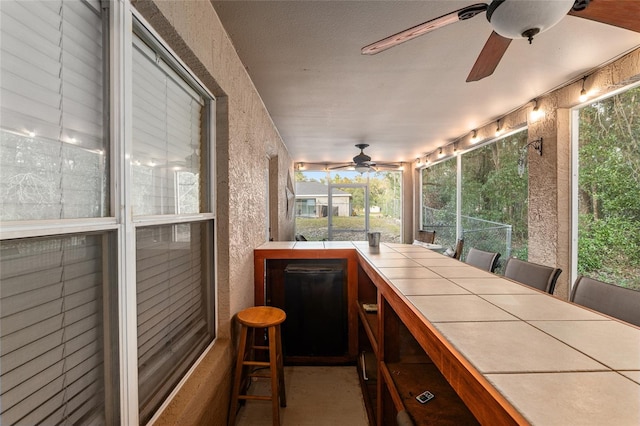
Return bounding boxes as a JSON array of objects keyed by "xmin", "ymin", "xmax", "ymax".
[{"xmin": 130, "ymin": 1, "xmax": 294, "ymax": 424}]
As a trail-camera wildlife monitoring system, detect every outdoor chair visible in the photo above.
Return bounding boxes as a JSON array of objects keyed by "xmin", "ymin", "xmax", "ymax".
[
  {"xmin": 503, "ymin": 257, "xmax": 562, "ymax": 294},
  {"xmin": 444, "ymin": 238, "xmax": 464, "ymax": 260},
  {"xmin": 570, "ymin": 275, "xmax": 640, "ymax": 327},
  {"xmin": 417, "ymin": 230, "xmax": 436, "ymax": 244},
  {"xmin": 465, "ymin": 247, "xmax": 501, "ymax": 272}
]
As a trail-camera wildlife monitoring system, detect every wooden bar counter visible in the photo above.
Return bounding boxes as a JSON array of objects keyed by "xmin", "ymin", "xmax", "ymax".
[{"xmin": 255, "ymin": 241, "xmax": 640, "ymax": 425}]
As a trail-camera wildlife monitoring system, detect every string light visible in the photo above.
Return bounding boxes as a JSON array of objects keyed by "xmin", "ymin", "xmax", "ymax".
[
  {"xmin": 579, "ymin": 76, "xmax": 588, "ymax": 102},
  {"xmin": 495, "ymin": 120, "xmax": 503, "ymax": 136},
  {"xmin": 530, "ymin": 99, "xmax": 543, "ymax": 121},
  {"xmin": 471, "ymin": 129, "xmax": 478, "ymax": 143},
  {"xmin": 438, "ymin": 147, "xmax": 444, "ymax": 158}
]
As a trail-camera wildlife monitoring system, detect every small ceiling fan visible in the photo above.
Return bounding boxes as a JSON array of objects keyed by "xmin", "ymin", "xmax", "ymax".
[
  {"xmin": 361, "ymin": 0, "xmax": 640, "ymax": 82},
  {"xmin": 328, "ymin": 144, "xmax": 399, "ymax": 173}
]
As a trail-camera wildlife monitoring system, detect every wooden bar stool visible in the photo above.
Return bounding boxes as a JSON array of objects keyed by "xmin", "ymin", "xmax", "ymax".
[{"xmin": 228, "ymin": 306, "xmax": 287, "ymax": 425}]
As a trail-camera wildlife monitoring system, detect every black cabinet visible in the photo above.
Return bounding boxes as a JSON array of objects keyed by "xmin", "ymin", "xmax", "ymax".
[{"xmin": 266, "ymin": 259, "xmax": 347, "ymax": 363}]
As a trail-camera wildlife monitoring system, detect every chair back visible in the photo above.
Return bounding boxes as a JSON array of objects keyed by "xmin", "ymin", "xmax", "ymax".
[
  {"xmin": 452, "ymin": 238, "xmax": 464, "ymax": 260},
  {"xmin": 570, "ymin": 275, "xmax": 640, "ymax": 327},
  {"xmin": 417, "ymin": 230, "xmax": 436, "ymax": 244},
  {"xmin": 465, "ymin": 247, "xmax": 501, "ymax": 272},
  {"xmin": 503, "ymin": 257, "xmax": 562, "ymax": 294}
]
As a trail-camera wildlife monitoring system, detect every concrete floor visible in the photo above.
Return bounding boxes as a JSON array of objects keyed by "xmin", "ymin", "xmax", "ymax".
[{"xmin": 235, "ymin": 366, "xmax": 369, "ymax": 426}]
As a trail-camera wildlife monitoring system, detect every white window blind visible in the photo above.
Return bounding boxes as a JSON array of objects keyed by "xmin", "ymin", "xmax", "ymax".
[
  {"xmin": 136, "ymin": 223, "xmax": 209, "ymax": 423},
  {"xmin": 0, "ymin": 235, "xmax": 108, "ymax": 425},
  {"xmin": 0, "ymin": 0, "xmax": 107, "ymax": 221},
  {"xmin": 132, "ymin": 29, "xmax": 212, "ymax": 424},
  {"xmin": 131, "ymin": 35, "xmax": 203, "ymax": 216}
]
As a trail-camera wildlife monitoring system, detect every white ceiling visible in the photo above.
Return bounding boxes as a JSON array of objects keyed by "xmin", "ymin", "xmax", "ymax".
[{"xmin": 211, "ymin": 1, "xmax": 640, "ymax": 165}]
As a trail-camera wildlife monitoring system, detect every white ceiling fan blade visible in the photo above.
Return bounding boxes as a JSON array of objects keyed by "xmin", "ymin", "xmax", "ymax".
[{"xmin": 361, "ymin": 3, "xmax": 488, "ymax": 55}]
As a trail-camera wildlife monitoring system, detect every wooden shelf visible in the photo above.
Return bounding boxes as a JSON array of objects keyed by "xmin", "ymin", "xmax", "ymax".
[
  {"xmin": 357, "ymin": 300, "xmax": 379, "ymax": 354},
  {"xmin": 384, "ymin": 361, "xmax": 480, "ymax": 426},
  {"xmin": 357, "ymin": 268, "xmax": 481, "ymax": 425}
]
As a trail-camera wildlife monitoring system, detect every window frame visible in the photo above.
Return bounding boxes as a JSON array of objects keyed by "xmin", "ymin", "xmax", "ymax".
[
  {"xmin": 127, "ymin": 9, "xmax": 217, "ymax": 425},
  {"xmin": 570, "ymin": 81, "xmax": 640, "ymax": 290},
  {"xmin": 0, "ymin": 2, "xmax": 218, "ymax": 424},
  {"xmin": 0, "ymin": 0, "xmax": 117, "ymax": 423}
]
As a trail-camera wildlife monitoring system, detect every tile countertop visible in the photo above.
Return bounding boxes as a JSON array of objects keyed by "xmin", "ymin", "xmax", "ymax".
[
  {"xmin": 354, "ymin": 243, "xmax": 640, "ymax": 426},
  {"xmin": 255, "ymin": 241, "xmax": 640, "ymax": 424}
]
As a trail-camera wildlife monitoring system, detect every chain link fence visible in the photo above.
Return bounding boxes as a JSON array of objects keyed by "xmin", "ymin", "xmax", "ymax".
[{"xmin": 422, "ymin": 207, "xmax": 512, "ymax": 272}]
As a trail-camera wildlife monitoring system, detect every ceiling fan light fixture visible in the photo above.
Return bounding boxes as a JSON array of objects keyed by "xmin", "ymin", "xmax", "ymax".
[
  {"xmin": 487, "ymin": 0, "xmax": 574, "ymax": 42},
  {"xmin": 354, "ymin": 163, "xmax": 370, "ymax": 173}
]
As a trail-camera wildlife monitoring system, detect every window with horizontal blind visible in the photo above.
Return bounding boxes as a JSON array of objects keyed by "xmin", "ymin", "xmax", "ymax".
[
  {"xmin": 136, "ymin": 222, "xmax": 212, "ymax": 421},
  {"xmin": 132, "ymin": 32, "xmax": 203, "ymax": 217},
  {"xmin": 1, "ymin": 1, "xmax": 216, "ymax": 424},
  {"xmin": 0, "ymin": 0, "xmax": 107, "ymax": 221},
  {"xmin": 0, "ymin": 0, "xmax": 118, "ymax": 424},
  {"xmin": 0, "ymin": 234, "xmax": 117, "ymax": 425},
  {"xmin": 132, "ymin": 26, "xmax": 215, "ymax": 424}
]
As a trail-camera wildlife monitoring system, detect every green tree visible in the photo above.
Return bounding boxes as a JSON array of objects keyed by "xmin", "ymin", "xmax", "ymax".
[{"xmin": 578, "ymin": 86, "xmax": 640, "ymax": 289}]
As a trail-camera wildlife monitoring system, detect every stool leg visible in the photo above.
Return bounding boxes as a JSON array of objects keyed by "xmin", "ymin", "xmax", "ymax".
[
  {"xmin": 276, "ymin": 324, "xmax": 286, "ymax": 407},
  {"xmin": 268, "ymin": 326, "xmax": 281, "ymax": 425},
  {"xmin": 228, "ymin": 325, "xmax": 248, "ymax": 426}
]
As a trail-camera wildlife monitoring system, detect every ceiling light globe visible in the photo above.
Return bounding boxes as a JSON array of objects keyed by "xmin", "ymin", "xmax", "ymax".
[
  {"xmin": 487, "ymin": 0, "xmax": 574, "ymax": 41},
  {"xmin": 354, "ymin": 164, "xmax": 370, "ymax": 173}
]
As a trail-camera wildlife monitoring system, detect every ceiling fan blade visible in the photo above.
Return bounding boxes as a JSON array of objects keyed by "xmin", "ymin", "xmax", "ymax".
[
  {"xmin": 466, "ymin": 31, "xmax": 512, "ymax": 82},
  {"xmin": 329, "ymin": 163, "xmax": 353, "ymax": 170},
  {"xmin": 568, "ymin": 0, "xmax": 640, "ymax": 33},
  {"xmin": 361, "ymin": 3, "xmax": 488, "ymax": 55}
]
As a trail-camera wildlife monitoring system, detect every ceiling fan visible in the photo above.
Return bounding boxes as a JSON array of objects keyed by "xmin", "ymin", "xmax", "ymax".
[
  {"xmin": 361, "ymin": 0, "xmax": 640, "ymax": 82},
  {"xmin": 328, "ymin": 144, "xmax": 399, "ymax": 173}
]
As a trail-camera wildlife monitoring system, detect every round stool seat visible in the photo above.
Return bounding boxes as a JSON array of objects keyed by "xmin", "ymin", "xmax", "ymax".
[{"xmin": 237, "ymin": 306, "xmax": 286, "ymax": 328}]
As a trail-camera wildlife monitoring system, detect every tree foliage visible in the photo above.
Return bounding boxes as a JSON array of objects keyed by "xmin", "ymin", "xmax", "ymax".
[
  {"xmin": 421, "ymin": 131, "xmax": 529, "ymax": 257},
  {"xmin": 578, "ymin": 86, "xmax": 640, "ymax": 289}
]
